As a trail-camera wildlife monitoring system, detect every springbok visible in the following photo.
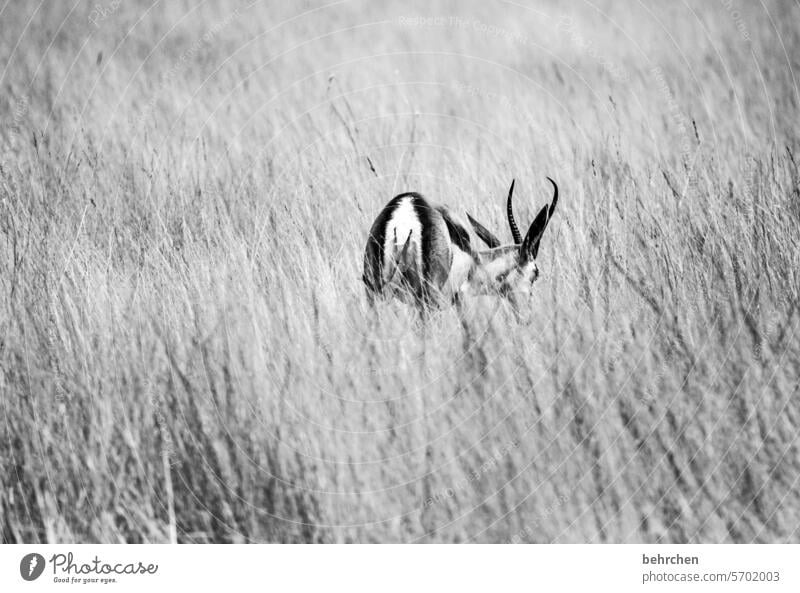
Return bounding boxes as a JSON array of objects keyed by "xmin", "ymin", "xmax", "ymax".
[{"xmin": 362, "ymin": 178, "xmax": 559, "ymax": 308}]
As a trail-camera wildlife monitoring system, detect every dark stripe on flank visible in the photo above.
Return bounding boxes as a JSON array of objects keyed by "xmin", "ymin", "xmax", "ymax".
[{"xmin": 409, "ymin": 193, "xmax": 435, "ymax": 283}]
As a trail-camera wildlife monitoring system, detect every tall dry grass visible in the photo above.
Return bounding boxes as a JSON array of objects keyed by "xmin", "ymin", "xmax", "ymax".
[{"xmin": 1, "ymin": 0, "xmax": 799, "ymax": 542}]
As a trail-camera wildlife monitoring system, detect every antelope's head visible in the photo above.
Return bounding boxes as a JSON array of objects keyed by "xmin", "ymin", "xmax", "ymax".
[{"xmin": 464, "ymin": 178, "xmax": 558, "ymax": 302}]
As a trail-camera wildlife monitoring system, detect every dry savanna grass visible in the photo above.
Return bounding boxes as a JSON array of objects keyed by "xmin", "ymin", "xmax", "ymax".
[{"xmin": 1, "ymin": 1, "xmax": 799, "ymax": 543}]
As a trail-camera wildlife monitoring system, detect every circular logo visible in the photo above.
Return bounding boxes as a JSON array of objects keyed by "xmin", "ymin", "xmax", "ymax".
[{"xmin": 20, "ymin": 553, "xmax": 46, "ymax": 581}]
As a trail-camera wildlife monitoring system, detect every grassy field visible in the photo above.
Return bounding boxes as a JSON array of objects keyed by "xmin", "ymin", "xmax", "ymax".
[{"xmin": 1, "ymin": 0, "xmax": 799, "ymax": 543}]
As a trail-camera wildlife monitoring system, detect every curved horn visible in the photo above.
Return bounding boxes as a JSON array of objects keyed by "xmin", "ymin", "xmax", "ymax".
[{"xmin": 506, "ymin": 179, "xmax": 522, "ymax": 244}]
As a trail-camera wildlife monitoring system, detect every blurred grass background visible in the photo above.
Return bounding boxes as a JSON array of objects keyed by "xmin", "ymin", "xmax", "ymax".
[{"xmin": 1, "ymin": 0, "xmax": 799, "ymax": 543}]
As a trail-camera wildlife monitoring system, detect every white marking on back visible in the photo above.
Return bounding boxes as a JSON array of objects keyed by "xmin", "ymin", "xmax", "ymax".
[{"xmin": 382, "ymin": 197, "xmax": 422, "ymax": 282}]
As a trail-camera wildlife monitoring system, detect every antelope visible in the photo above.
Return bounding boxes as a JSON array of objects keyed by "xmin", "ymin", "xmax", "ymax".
[{"xmin": 362, "ymin": 178, "xmax": 559, "ymax": 308}]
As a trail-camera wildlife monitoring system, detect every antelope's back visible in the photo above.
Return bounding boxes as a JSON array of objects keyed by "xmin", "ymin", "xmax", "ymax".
[{"xmin": 363, "ymin": 193, "xmax": 457, "ymax": 301}]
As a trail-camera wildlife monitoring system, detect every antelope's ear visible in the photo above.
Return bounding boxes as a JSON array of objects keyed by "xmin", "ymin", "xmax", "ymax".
[
  {"xmin": 545, "ymin": 177, "xmax": 559, "ymax": 219},
  {"xmin": 467, "ymin": 213, "xmax": 501, "ymax": 249},
  {"xmin": 520, "ymin": 178, "xmax": 559, "ymax": 263},
  {"xmin": 520, "ymin": 204, "xmax": 549, "ymax": 263}
]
